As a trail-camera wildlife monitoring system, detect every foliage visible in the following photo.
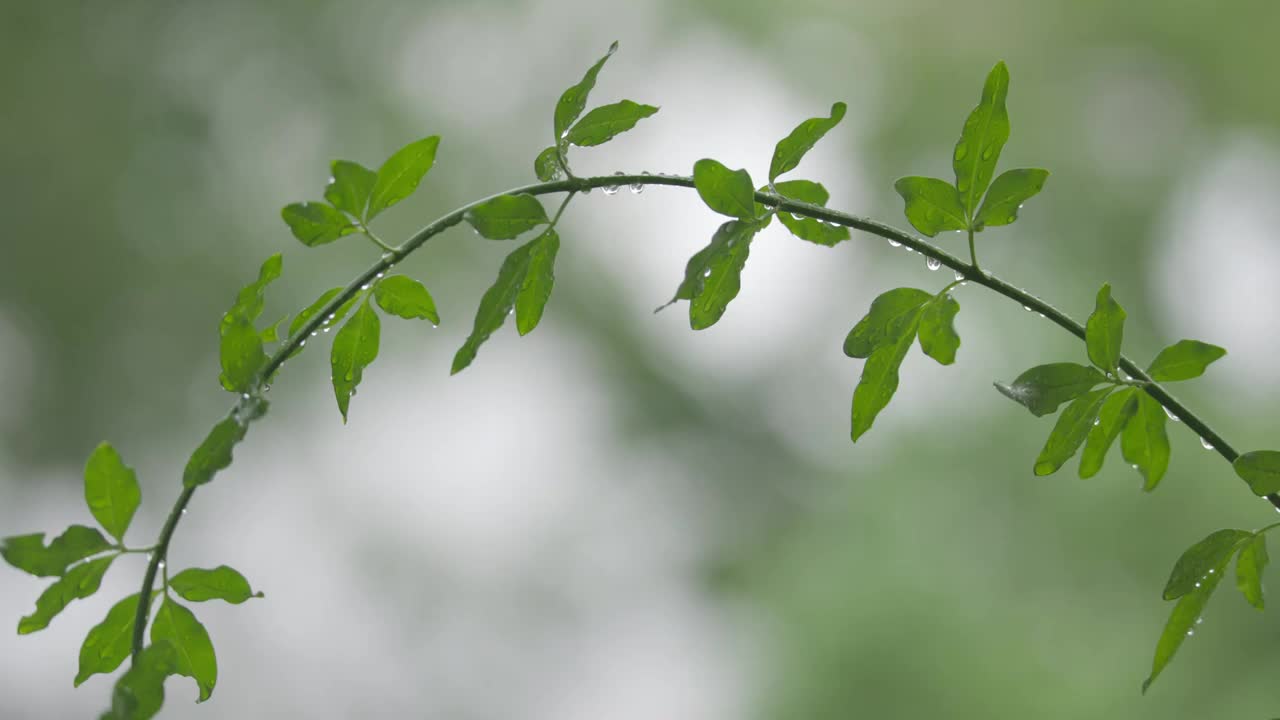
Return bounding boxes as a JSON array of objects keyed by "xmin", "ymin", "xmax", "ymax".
[{"xmin": 2, "ymin": 43, "xmax": 1276, "ymax": 718}]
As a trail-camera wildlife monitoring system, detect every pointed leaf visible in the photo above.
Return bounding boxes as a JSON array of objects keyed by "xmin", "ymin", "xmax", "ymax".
[
  {"xmin": 169, "ymin": 566, "xmax": 263, "ymax": 604},
  {"xmin": 324, "ymin": 160, "xmax": 377, "ymax": 220},
  {"xmin": 182, "ymin": 407, "xmax": 266, "ymax": 489},
  {"xmin": 918, "ymin": 293, "xmax": 961, "ymax": 365},
  {"xmin": 83, "ymin": 442, "xmax": 141, "ymax": 543},
  {"xmin": 102, "ymin": 641, "xmax": 176, "ymax": 720},
  {"xmin": 693, "ymin": 159, "xmax": 757, "ymax": 219},
  {"xmin": 1033, "ymin": 387, "xmax": 1113, "ymax": 476},
  {"xmin": 76, "ymin": 594, "xmax": 139, "ymax": 686},
  {"xmin": 516, "ymin": 228, "xmax": 560, "ymax": 335},
  {"xmin": 1147, "ymin": 340, "xmax": 1227, "ymax": 382},
  {"xmin": 893, "ymin": 176, "xmax": 967, "ymax": 237},
  {"xmin": 281, "ymin": 202, "xmax": 357, "ymax": 247},
  {"xmin": 18, "ymin": 556, "xmax": 115, "ymax": 634},
  {"xmin": 771, "ymin": 180, "xmax": 850, "ymax": 246},
  {"xmin": 330, "ymin": 300, "xmax": 380, "ymax": 422},
  {"xmin": 995, "ymin": 362, "xmax": 1108, "ymax": 417},
  {"xmin": 1085, "ymin": 283, "xmax": 1126, "ymax": 375},
  {"xmin": 452, "ymin": 241, "xmax": 536, "ymax": 374},
  {"xmin": 465, "ymin": 193, "xmax": 549, "ymax": 239},
  {"xmin": 843, "ymin": 288, "xmax": 933, "ymax": 359},
  {"xmin": 974, "ymin": 168, "xmax": 1048, "ymax": 229},
  {"xmin": 554, "ymin": 41, "xmax": 618, "ymax": 140},
  {"xmin": 1163, "ymin": 529, "xmax": 1252, "ymax": 600},
  {"xmin": 374, "ymin": 276, "xmax": 439, "ymax": 324},
  {"xmin": 1143, "ymin": 555, "xmax": 1226, "ymax": 693},
  {"xmin": 769, "ymin": 102, "xmax": 847, "ymax": 182},
  {"xmin": 851, "ymin": 307, "xmax": 920, "ymax": 441},
  {"xmin": 1, "ymin": 525, "xmax": 111, "ymax": 578},
  {"xmin": 1236, "ymin": 534, "xmax": 1269, "ymax": 610},
  {"xmin": 953, "ymin": 62, "xmax": 1011, "ymax": 217},
  {"xmin": 566, "ymin": 100, "xmax": 658, "ymax": 147},
  {"xmin": 151, "ymin": 598, "xmax": 217, "ymax": 702},
  {"xmin": 1233, "ymin": 451, "xmax": 1280, "ymax": 496},
  {"xmin": 366, "ymin": 136, "xmax": 440, "ymax": 221},
  {"xmin": 1122, "ymin": 392, "xmax": 1171, "ymax": 491},
  {"xmin": 1079, "ymin": 387, "xmax": 1138, "ymax": 478},
  {"xmin": 534, "ymin": 146, "xmax": 562, "ymax": 181},
  {"xmin": 689, "ymin": 220, "xmax": 760, "ymax": 330}
]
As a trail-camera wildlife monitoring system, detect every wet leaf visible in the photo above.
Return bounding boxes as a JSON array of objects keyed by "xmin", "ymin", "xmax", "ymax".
[
  {"xmin": 554, "ymin": 41, "xmax": 619, "ymax": 141},
  {"xmin": 1078, "ymin": 387, "xmax": 1137, "ymax": 478},
  {"xmin": 465, "ymin": 194, "xmax": 549, "ymax": 239},
  {"xmin": 953, "ymin": 62, "xmax": 1010, "ymax": 217},
  {"xmin": 892, "ymin": 176, "xmax": 967, "ymax": 236},
  {"xmin": 515, "ymin": 228, "xmax": 560, "ymax": 335},
  {"xmin": 534, "ymin": 146, "xmax": 562, "ymax": 181},
  {"xmin": 1233, "ymin": 451, "xmax": 1280, "ymax": 496},
  {"xmin": 1143, "ymin": 554, "xmax": 1226, "ymax": 693},
  {"xmin": 169, "ymin": 566, "xmax": 263, "ymax": 604},
  {"xmin": 565, "ymin": 100, "xmax": 658, "ymax": 147},
  {"xmin": 366, "ymin": 136, "xmax": 440, "ymax": 221},
  {"xmin": 843, "ymin": 288, "xmax": 933, "ymax": 359},
  {"xmin": 770, "ymin": 180, "xmax": 849, "ymax": 246},
  {"xmin": 374, "ymin": 276, "xmax": 439, "ymax": 324},
  {"xmin": 917, "ymin": 293, "xmax": 961, "ymax": 365},
  {"xmin": 850, "ymin": 306, "xmax": 921, "ymax": 442},
  {"xmin": 1033, "ymin": 387, "xmax": 1112, "ymax": 476},
  {"xmin": 324, "ymin": 160, "xmax": 377, "ymax": 220},
  {"xmin": 281, "ymin": 202, "xmax": 356, "ymax": 247},
  {"xmin": 76, "ymin": 593, "xmax": 139, "ymax": 686},
  {"xmin": 973, "ymin": 168, "xmax": 1048, "ymax": 229},
  {"xmin": 151, "ymin": 597, "xmax": 217, "ymax": 702},
  {"xmin": 1121, "ymin": 392, "xmax": 1171, "ymax": 491},
  {"xmin": 1236, "ymin": 534, "xmax": 1269, "ymax": 610},
  {"xmin": 1, "ymin": 525, "xmax": 112, "ymax": 578},
  {"xmin": 693, "ymin": 159, "xmax": 757, "ymax": 219},
  {"xmin": 101, "ymin": 640, "xmax": 176, "ymax": 720},
  {"xmin": 1162, "ymin": 529, "xmax": 1251, "ymax": 600},
  {"xmin": 183, "ymin": 411, "xmax": 262, "ymax": 489},
  {"xmin": 18, "ymin": 556, "xmax": 115, "ymax": 634},
  {"xmin": 769, "ymin": 102, "xmax": 846, "ymax": 181},
  {"xmin": 330, "ymin": 300, "xmax": 380, "ymax": 422},
  {"xmin": 1147, "ymin": 340, "xmax": 1227, "ymax": 382},
  {"xmin": 995, "ymin": 362, "xmax": 1107, "ymax": 417},
  {"xmin": 452, "ymin": 241, "xmax": 536, "ymax": 374},
  {"xmin": 1085, "ymin": 283, "xmax": 1125, "ymax": 375},
  {"xmin": 688, "ymin": 220, "xmax": 760, "ymax": 330},
  {"xmin": 83, "ymin": 443, "xmax": 141, "ymax": 544}
]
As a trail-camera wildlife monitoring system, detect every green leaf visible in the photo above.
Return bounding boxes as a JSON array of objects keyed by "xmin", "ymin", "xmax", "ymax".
[
  {"xmin": 1236, "ymin": 534, "xmax": 1269, "ymax": 610},
  {"xmin": 102, "ymin": 641, "xmax": 175, "ymax": 720},
  {"xmin": 83, "ymin": 442, "xmax": 141, "ymax": 543},
  {"xmin": 1147, "ymin": 340, "xmax": 1227, "ymax": 382},
  {"xmin": 995, "ymin": 362, "xmax": 1108, "ymax": 417},
  {"xmin": 259, "ymin": 315, "xmax": 287, "ymax": 344},
  {"xmin": 565, "ymin": 100, "xmax": 658, "ymax": 147},
  {"xmin": 917, "ymin": 293, "xmax": 961, "ymax": 365},
  {"xmin": 324, "ymin": 160, "xmax": 377, "ymax": 221},
  {"xmin": 366, "ymin": 136, "xmax": 440, "ymax": 221},
  {"xmin": 1, "ymin": 525, "xmax": 112, "ymax": 578},
  {"xmin": 515, "ymin": 228, "xmax": 560, "ymax": 336},
  {"xmin": 218, "ymin": 254, "xmax": 283, "ymax": 392},
  {"xmin": 973, "ymin": 168, "xmax": 1048, "ymax": 229},
  {"xmin": 1033, "ymin": 387, "xmax": 1113, "ymax": 476},
  {"xmin": 18, "ymin": 556, "xmax": 115, "ymax": 634},
  {"xmin": 1162, "ymin": 529, "xmax": 1252, "ymax": 600},
  {"xmin": 843, "ymin": 288, "xmax": 933, "ymax": 359},
  {"xmin": 534, "ymin": 146, "xmax": 562, "ymax": 182},
  {"xmin": 1078, "ymin": 387, "xmax": 1138, "ymax": 478},
  {"xmin": 221, "ymin": 254, "xmax": 283, "ymax": 331},
  {"xmin": 688, "ymin": 220, "xmax": 760, "ymax": 330},
  {"xmin": 287, "ymin": 287, "xmax": 363, "ymax": 341},
  {"xmin": 452, "ymin": 241, "xmax": 537, "ymax": 374},
  {"xmin": 465, "ymin": 194, "xmax": 550, "ymax": 239},
  {"xmin": 1085, "ymin": 283, "xmax": 1126, "ymax": 375},
  {"xmin": 76, "ymin": 593, "xmax": 139, "ymax": 686},
  {"xmin": 953, "ymin": 61, "xmax": 1011, "ymax": 218},
  {"xmin": 1233, "ymin": 451, "xmax": 1280, "ymax": 496},
  {"xmin": 771, "ymin": 180, "xmax": 850, "ymax": 246},
  {"xmin": 1143, "ymin": 554, "xmax": 1226, "ymax": 693},
  {"xmin": 851, "ymin": 306, "xmax": 921, "ymax": 442},
  {"xmin": 183, "ymin": 416, "xmax": 250, "ymax": 489},
  {"xmin": 151, "ymin": 597, "xmax": 217, "ymax": 703},
  {"xmin": 693, "ymin": 159, "xmax": 757, "ymax": 220},
  {"xmin": 554, "ymin": 41, "xmax": 618, "ymax": 141},
  {"xmin": 330, "ymin": 300, "xmax": 381, "ymax": 423},
  {"xmin": 374, "ymin": 276, "xmax": 440, "ymax": 324},
  {"xmin": 1121, "ymin": 392, "xmax": 1171, "ymax": 491},
  {"xmin": 169, "ymin": 566, "xmax": 263, "ymax": 604},
  {"xmin": 892, "ymin": 177, "xmax": 967, "ymax": 237},
  {"xmin": 280, "ymin": 202, "xmax": 357, "ymax": 247},
  {"xmin": 769, "ymin": 101, "xmax": 847, "ymax": 182}
]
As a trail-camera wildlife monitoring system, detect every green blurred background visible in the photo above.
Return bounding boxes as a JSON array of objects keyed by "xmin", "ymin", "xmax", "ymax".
[{"xmin": 3, "ymin": 1, "xmax": 1279, "ymax": 717}]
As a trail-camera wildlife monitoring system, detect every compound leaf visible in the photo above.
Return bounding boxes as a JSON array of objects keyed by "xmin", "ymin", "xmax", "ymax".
[
  {"xmin": 554, "ymin": 41, "xmax": 619, "ymax": 141},
  {"xmin": 1078, "ymin": 387, "xmax": 1137, "ymax": 478},
  {"xmin": 452, "ymin": 241, "xmax": 536, "ymax": 374},
  {"xmin": 18, "ymin": 556, "xmax": 115, "ymax": 634},
  {"xmin": 953, "ymin": 61, "xmax": 1010, "ymax": 217},
  {"xmin": 917, "ymin": 293, "xmax": 961, "ymax": 365},
  {"xmin": 688, "ymin": 220, "xmax": 760, "ymax": 330},
  {"xmin": 76, "ymin": 593, "xmax": 140, "ymax": 686},
  {"xmin": 851, "ymin": 306, "xmax": 921, "ymax": 441},
  {"xmin": 1163, "ymin": 529, "xmax": 1252, "ymax": 600},
  {"xmin": 281, "ymin": 202, "xmax": 356, "ymax": 247},
  {"xmin": 324, "ymin": 160, "xmax": 377, "ymax": 220},
  {"xmin": 693, "ymin": 159, "xmax": 757, "ymax": 220},
  {"xmin": 1143, "ymin": 553, "xmax": 1226, "ymax": 693},
  {"xmin": 844, "ymin": 288, "xmax": 933, "ymax": 359},
  {"xmin": 974, "ymin": 168, "xmax": 1048, "ymax": 229},
  {"xmin": 1122, "ymin": 392, "xmax": 1171, "ymax": 491},
  {"xmin": 1, "ymin": 525, "xmax": 111, "ymax": 578},
  {"xmin": 515, "ymin": 228, "xmax": 560, "ymax": 336}
]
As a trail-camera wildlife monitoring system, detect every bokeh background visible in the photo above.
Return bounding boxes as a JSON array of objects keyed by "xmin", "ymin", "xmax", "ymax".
[{"xmin": 3, "ymin": 1, "xmax": 1280, "ymax": 718}]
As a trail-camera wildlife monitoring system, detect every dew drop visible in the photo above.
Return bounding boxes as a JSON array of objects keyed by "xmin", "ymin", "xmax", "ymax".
[
  {"xmin": 1208, "ymin": 568, "xmax": 1215, "ymax": 574},
  {"xmin": 158, "ymin": 560, "xmax": 166, "ymax": 570},
  {"xmin": 376, "ymin": 272, "xmax": 385, "ymax": 279},
  {"xmin": 603, "ymin": 171, "xmax": 624, "ymax": 195},
  {"xmin": 981, "ymin": 146, "xmax": 994, "ymax": 160},
  {"xmin": 1037, "ymin": 313, "xmax": 1046, "ymax": 319},
  {"xmin": 1195, "ymin": 617, "xmax": 1203, "ymax": 625},
  {"xmin": 954, "ymin": 144, "xmax": 968, "ymax": 162},
  {"xmin": 1023, "ymin": 305, "xmax": 1032, "ymax": 311},
  {"xmin": 1194, "ymin": 581, "xmax": 1201, "ymax": 588},
  {"xmin": 310, "ymin": 331, "xmax": 317, "ymax": 337},
  {"xmin": 703, "ymin": 268, "xmax": 712, "ymax": 277},
  {"xmin": 1186, "ymin": 629, "xmax": 1195, "ymax": 637},
  {"xmin": 1200, "ymin": 436, "xmax": 1214, "ymax": 450},
  {"xmin": 299, "ymin": 340, "xmax": 307, "ymax": 347},
  {"xmin": 381, "ymin": 251, "xmax": 396, "ymax": 262},
  {"xmin": 926, "ymin": 257, "xmax": 941, "ymax": 271},
  {"xmin": 954, "ymin": 271, "xmax": 964, "ymax": 281},
  {"xmin": 888, "ymin": 239, "xmax": 902, "ymax": 247},
  {"xmin": 360, "ymin": 283, "xmax": 370, "ymax": 291},
  {"xmin": 582, "ymin": 186, "xmax": 592, "ymax": 195},
  {"xmin": 323, "ymin": 327, "xmax": 331, "ymax": 333},
  {"xmin": 630, "ymin": 182, "xmax": 644, "ymax": 194},
  {"xmin": 1093, "ymin": 418, "xmax": 1101, "ymax": 427},
  {"xmin": 241, "ymin": 393, "xmax": 250, "ymax": 400},
  {"xmin": 1164, "ymin": 406, "xmax": 1179, "ymax": 422}
]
